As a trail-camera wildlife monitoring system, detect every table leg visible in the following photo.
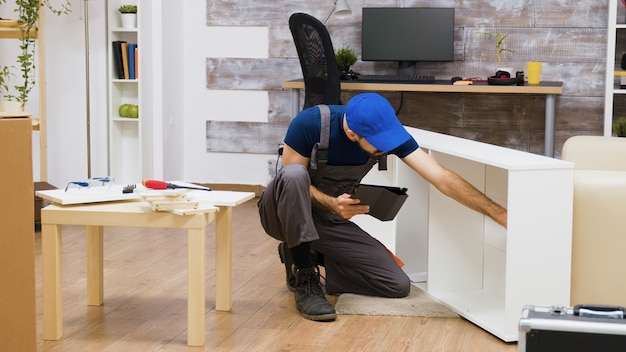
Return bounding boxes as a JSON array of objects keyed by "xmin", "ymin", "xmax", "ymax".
[
  {"xmin": 215, "ymin": 206, "xmax": 233, "ymax": 312},
  {"xmin": 544, "ymin": 94, "xmax": 556, "ymax": 158},
  {"xmin": 42, "ymin": 223, "xmax": 63, "ymax": 340},
  {"xmin": 87, "ymin": 225, "xmax": 104, "ymax": 306},
  {"xmin": 291, "ymin": 88, "xmax": 301, "ymax": 117},
  {"xmin": 187, "ymin": 227, "xmax": 205, "ymax": 347}
]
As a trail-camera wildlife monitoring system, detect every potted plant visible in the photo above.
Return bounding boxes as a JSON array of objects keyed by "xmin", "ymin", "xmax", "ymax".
[
  {"xmin": 5, "ymin": 0, "xmax": 71, "ymax": 110},
  {"xmin": 335, "ymin": 47, "xmax": 357, "ymax": 79},
  {"xmin": 613, "ymin": 117, "xmax": 626, "ymax": 137},
  {"xmin": 118, "ymin": 4, "xmax": 137, "ymax": 28},
  {"xmin": 478, "ymin": 31, "xmax": 514, "ymax": 75}
]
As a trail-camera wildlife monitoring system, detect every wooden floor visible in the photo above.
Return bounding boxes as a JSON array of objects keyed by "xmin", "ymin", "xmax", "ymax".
[{"xmin": 35, "ymin": 198, "xmax": 518, "ymax": 352}]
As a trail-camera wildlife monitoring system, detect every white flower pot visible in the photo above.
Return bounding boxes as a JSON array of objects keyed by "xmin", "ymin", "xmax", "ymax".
[
  {"xmin": 120, "ymin": 13, "xmax": 137, "ymax": 28},
  {"xmin": 0, "ymin": 101, "xmax": 23, "ymax": 113}
]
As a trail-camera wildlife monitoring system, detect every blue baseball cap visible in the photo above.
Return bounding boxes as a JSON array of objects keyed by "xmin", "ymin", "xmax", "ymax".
[{"xmin": 345, "ymin": 93, "xmax": 411, "ymax": 152}]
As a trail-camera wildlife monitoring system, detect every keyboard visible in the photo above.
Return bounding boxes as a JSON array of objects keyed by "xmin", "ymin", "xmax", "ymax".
[{"xmin": 355, "ymin": 74, "xmax": 436, "ymax": 84}]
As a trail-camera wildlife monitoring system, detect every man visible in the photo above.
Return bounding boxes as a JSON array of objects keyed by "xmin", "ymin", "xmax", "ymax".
[{"xmin": 258, "ymin": 93, "xmax": 507, "ymax": 322}]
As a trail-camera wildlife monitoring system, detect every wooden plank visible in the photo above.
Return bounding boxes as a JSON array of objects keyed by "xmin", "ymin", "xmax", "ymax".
[
  {"xmin": 205, "ymin": 121, "xmax": 288, "ymax": 154},
  {"xmin": 207, "ymin": 58, "xmax": 301, "ymax": 90}
]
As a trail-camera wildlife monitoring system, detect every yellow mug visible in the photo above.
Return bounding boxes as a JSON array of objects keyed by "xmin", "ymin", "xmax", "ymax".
[{"xmin": 527, "ymin": 62, "xmax": 542, "ymax": 85}]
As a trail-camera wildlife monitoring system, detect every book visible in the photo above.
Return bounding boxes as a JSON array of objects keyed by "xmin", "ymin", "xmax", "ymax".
[
  {"xmin": 120, "ymin": 42, "xmax": 129, "ymax": 79},
  {"xmin": 352, "ymin": 184, "xmax": 408, "ymax": 221},
  {"xmin": 134, "ymin": 46, "xmax": 138, "ymax": 78},
  {"xmin": 111, "ymin": 41, "xmax": 125, "ymax": 79},
  {"xmin": 128, "ymin": 43, "xmax": 137, "ymax": 79}
]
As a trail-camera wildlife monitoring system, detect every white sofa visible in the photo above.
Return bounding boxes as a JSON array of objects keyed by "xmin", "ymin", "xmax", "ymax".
[{"xmin": 562, "ymin": 135, "xmax": 626, "ymax": 307}]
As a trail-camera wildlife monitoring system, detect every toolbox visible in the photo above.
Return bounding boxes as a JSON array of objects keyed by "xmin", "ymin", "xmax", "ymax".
[{"xmin": 518, "ymin": 304, "xmax": 626, "ymax": 351}]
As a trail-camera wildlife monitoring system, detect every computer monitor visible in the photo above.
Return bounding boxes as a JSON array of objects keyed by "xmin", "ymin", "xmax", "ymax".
[{"xmin": 361, "ymin": 7, "xmax": 455, "ymax": 75}]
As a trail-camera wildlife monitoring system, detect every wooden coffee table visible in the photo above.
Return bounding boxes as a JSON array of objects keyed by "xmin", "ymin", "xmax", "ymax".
[{"xmin": 37, "ymin": 189, "xmax": 254, "ymax": 346}]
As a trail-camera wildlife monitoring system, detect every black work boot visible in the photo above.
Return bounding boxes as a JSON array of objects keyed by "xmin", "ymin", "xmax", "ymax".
[
  {"xmin": 294, "ymin": 266, "xmax": 336, "ymax": 322},
  {"xmin": 278, "ymin": 242, "xmax": 296, "ymax": 292}
]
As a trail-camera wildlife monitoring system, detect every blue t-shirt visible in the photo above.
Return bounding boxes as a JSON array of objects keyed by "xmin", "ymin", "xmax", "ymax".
[{"xmin": 284, "ymin": 105, "xmax": 419, "ymax": 166}]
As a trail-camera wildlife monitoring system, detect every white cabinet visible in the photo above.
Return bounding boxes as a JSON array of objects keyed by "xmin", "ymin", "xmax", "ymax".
[
  {"xmin": 107, "ymin": 0, "xmax": 153, "ymax": 184},
  {"xmin": 605, "ymin": 0, "xmax": 625, "ymax": 136},
  {"xmin": 361, "ymin": 127, "xmax": 574, "ymax": 342}
]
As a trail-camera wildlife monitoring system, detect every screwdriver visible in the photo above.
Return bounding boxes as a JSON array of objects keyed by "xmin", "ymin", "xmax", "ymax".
[{"xmin": 142, "ymin": 179, "xmax": 211, "ymax": 191}]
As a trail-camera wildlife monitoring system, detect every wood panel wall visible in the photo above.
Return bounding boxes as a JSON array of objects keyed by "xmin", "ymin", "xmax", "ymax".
[{"xmin": 205, "ymin": 0, "xmax": 611, "ymax": 158}]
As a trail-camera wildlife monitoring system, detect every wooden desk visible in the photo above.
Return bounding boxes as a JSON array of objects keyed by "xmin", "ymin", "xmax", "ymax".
[
  {"xmin": 282, "ymin": 79, "xmax": 563, "ymax": 157},
  {"xmin": 38, "ymin": 190, "xmax": 254, "ymax": 346}
]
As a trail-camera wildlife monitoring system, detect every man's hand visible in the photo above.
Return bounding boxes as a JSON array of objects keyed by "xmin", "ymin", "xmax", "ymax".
[{"xmin": 334, "ymin": 193, "xmax": 370, "ymax": 219}]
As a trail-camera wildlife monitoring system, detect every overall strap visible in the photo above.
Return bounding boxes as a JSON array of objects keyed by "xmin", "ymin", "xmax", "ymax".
[
  {"xmin": 309, "ymin": 104, "xmax": 388, "ymax": 171},
  {"xmin": 310, "ymin": 105, "xmax": 330, "ymax": 170},
  {"xmin": 378, "ymin": 154, "xmax": 387, "ymax": 171}
]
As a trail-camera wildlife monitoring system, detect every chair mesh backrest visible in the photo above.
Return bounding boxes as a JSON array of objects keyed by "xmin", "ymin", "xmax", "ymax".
[{"xmin": 289, "ymin": 13, "xmax": 341, "ymax": 109}]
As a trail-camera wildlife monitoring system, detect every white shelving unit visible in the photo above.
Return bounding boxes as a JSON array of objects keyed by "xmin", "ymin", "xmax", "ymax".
[
  {"xmin": 605, "ymin": 0, "xmax": 625, "ymax": 136},
  {"xmin": 107, "ymin": 0, "xmax": 151, "ymax": 184},
  {"xmin": 359, "ymin": 127, "xmax": 574, "ymax": 342}
]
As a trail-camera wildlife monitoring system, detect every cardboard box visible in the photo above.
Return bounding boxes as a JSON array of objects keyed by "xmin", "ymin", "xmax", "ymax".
[{"xmin": 0, "ymin": 118, "xmax": 36, "ymax": 351}]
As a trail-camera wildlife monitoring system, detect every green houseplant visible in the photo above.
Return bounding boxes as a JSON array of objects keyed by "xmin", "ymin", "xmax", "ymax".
[
  {"xmin": 478, "ymin": 31, "xmax": 514, "ymax": 68},
  {"xmin": 335, "ymin": 47, "xmax": 357, "ymax": 79},
  {"xmin": 2, "ymin": 0, "xmax": 71, "ymax": 109},
  {"xmin": 0, "ymin": 65, "xmax": 21, "ymax": 112},
  {"xmin": 118, "ymin": 4, "xmax": 137, "ymax": 28},
  {"xmin": 335, "ymin": 47, "xmax": 357, "ymax": 69},
  {"xmin": 118, "ymin": 4, "xmax": 137, "ymax": 13},
  {"xmin": 0, "ymin": 65, "xmax": 12, "ymax": 99},
  {"xmin": 613, "ymin": 117, "xmax": 626, "ymax": 137}
]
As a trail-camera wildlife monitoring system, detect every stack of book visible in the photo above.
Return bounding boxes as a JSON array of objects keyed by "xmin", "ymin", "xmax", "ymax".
[{"xmin": 112, "ymin": 41, "xmax": 138, "ymax": 80}]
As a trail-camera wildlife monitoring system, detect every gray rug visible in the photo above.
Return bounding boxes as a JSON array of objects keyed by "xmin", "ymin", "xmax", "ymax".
[{"xmin": 335, "ymin": 285, "xmax": 459, "ymax": 318}]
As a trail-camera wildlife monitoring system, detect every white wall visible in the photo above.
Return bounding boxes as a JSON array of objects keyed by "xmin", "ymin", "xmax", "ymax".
[
  {"xmin": 3, "ymin": 0, "xmax": 275, "ymax": 187},
  {"xmin": 45, "ymin": 0, "xmax": 109, "ymax": 185},
  {"xmin": 177, "ymin": 0, "xmax": 274, "ymax": 186},
  {"xmin": 0, "ymin": 1, "xmax": 110, "ymax": 186}
]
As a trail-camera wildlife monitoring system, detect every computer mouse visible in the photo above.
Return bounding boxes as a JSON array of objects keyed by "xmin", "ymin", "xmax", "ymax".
[{"xmin": 451, "ymin": 76, "xmax": 463, "ymax": 83}]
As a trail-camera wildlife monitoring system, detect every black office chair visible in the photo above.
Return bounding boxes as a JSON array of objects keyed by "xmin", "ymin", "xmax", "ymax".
[{"xmin": 289, "ymin": 13, "xmax": 341, "ymax": 110}]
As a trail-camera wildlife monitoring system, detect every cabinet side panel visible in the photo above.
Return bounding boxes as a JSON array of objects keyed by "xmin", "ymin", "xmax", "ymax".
[
  {"xmin": 396, "ymin": 154, "xmax": 430, "ymax": 277},
  {"xmin": 427, "ymin": 151, "xmax": 485, "ymax": 292},
  {"xmin": 505, "ymin": 168, "xmax": 573, "ymax": 335}
]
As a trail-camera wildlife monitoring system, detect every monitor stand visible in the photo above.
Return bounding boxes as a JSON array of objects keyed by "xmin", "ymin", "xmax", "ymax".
[{"xmin": 398, "ymin": 61, "xmax": 418, "ymax": 76}]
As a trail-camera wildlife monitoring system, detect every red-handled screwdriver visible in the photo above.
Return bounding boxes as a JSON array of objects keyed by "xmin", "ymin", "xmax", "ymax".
[{"xmin": 142, "ymin": 179, "xmax": 211, "ymax": 191}]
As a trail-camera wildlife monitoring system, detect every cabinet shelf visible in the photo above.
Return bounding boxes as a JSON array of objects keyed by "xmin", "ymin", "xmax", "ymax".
[
  {"xmin": 111, "ymin": 27, "xmax": 138, "ymax": 33},
  {"xmin": 111, "ymin": 117, "xmax": 139, "ymax": 122},
  {"xmin": 0, "ymin": 27, "xmax": 38, "ymax": 39},
  {"xmin": 112, "ymin": 79, "xmax": 138, "ymax": 83}
]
